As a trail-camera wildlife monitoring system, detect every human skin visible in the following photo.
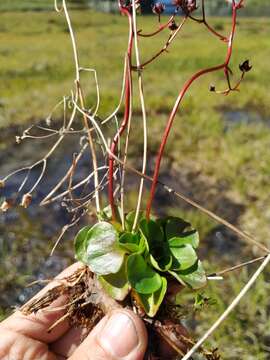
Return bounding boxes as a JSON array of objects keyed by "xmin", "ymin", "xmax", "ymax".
[{"xmin": 0, "ymin": 263, "xmax": 148, "ymax": 360}]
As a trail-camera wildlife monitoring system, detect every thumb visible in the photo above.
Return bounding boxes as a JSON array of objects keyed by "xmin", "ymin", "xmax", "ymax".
[{"xmin": 69, "ymin": 309, "xmax": 148, "ymax": 360}]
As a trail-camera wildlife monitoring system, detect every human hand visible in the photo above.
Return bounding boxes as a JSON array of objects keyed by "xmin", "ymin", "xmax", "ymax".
[{"xmin": 0, "ymin": 263, "xmax": 148, "ymax": 360}]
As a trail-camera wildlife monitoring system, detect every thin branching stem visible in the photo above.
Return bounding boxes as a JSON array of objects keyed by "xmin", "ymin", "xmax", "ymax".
[
  {"xmin": 40, "ymin": 143, "xmax": 88, "ymax": 205},
  {"xmin": 188, "ymin": 0, "xmax": 228, "ymax": 42},
  {"xmin": 134, "ymin": 16, "xmax": 188, "ymax": 70},
  {"xmin": 138, "ymin": 14, "xmax": 175, "ymax": 38},
  {"xmin": 42, "ymin": 165, "xmax": 108, "ymax": 206},
  {"xmin": 146, "ymin": 1, "xmax": 241, "ymax": 219}
]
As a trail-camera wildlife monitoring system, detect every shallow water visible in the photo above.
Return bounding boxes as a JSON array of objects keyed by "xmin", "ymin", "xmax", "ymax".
[{"xmin": 222, "ymin": 108, "xmax": 269, "ymax": 130}]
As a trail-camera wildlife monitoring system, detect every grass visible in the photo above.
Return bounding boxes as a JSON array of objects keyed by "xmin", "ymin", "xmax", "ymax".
[
  {"xmin": 0, "ymin": 12, "xmax": 269, "ymax": 126},
  {"xmin": 177, "ymin": 268, "xmax": 270, "ymax": 359},
  {"xmin": 1, "ymin": 8, "xmax": 270, "ymax": 358},
  {"xmin": 0, "ymin": 0, "xmax": 86, "ymax": 12}
]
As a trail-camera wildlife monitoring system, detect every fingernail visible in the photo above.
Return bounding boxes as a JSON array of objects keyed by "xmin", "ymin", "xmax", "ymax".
[{"xmin": 98, "ymin": 311, "xmax": 139, "ymax": 358}]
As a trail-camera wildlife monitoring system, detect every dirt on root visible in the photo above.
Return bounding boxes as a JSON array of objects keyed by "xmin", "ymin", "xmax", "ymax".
[{"xmin": 21, "ymin": 266, "xmax": 220, "ymax": 360}]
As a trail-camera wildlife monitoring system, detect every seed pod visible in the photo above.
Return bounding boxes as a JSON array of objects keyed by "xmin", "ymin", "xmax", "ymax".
[
  {"xmin": 21, "ymin": 193, "xmax": 32, "ymax": 208},
  {"xmin": 1, "ymin": 199, "xmax": 13, "ymax": 212},
  {"xmin": 16, "ymin": 136, "xmax": 22, "ymax": 144},
  {"xmin": 239, "ymin": 59, "xmax": 252, "ymax": 73},
  {"xmin": 168, "ymin": 20, "xmax": 178, "ymax": 31},
  {"xmin": 152, "ymin": 2, "xmax": 165, "ymax": 15},
  {"xmin": 172, "ymin": 0, "xmax": 197, "ymax": 13},
  {"xmin": 185, "ymin": 0, "xmax": 197, "ymax": 12}
]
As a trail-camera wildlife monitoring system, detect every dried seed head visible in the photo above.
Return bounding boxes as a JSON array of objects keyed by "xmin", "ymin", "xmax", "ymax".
[
  {"xmin": 172, "ymin": 0, "xmax": 182, "ymax": 6},
  {"xmin": 152, "ymin": 2, "xmax": 165, "ymax": 15},
  {"xmin": 1, "ymin": 199, "xmax": 13, "ymax": 212},
  {"xmin": 0, "ymin": 180, "xmax": 5, "ymax": 188},
  {"xmin": 168, "ymin": 20, "xmax": 178, "ymax": 31},
  {"xmin": 21, "ymin": 193, "xmax": 32, "ymax": 208},
  {"xmin": 46, "ymin": 117, "xmax": 52, "ymax": 126},
  {"xmin": 172, "ymin": 0, "xmax": 197, "ymax": 13},
  {"xmin": 239, "ymin": 59, "xmax": 252, "ymax": 73}
]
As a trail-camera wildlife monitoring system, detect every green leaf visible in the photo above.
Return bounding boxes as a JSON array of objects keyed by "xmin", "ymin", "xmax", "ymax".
[
  {"xmin": 77, "ymin": 221, "xmax": 125, "ymax": 275},
  {"xmin": 98, "ymin": 259, "xmax": 130, "ymax": 301},
  {"xmin": 169, "ymin": 242, "xmax": 198, "ymax": 271},
  {"xmin": 170, "ymin": 260, "xmax": 207, "ymax": 290},
  {"xmin": 74, "ymin": 226, "xmax": 92, "ymax": 262},
  {"xmin": 139, "ymin": 219, "xmax": 164, "ymax": 244},
  {"xmin": 165, "ymin": 217, "xmax": 190, "ymax": 240},
  {"xmin": 119, "ymin": 232, "xmax": 142, "ymax": 253},
  {"xmin": 135, "ymin": 277, "xmax": 167, "ymax": 317},
  {"xmin": 127, "ymin": 254, "xmax": 162, "ymax": 294},
  {"xmin": 149, "ymin": 254, "xmax": 172, "ymax": 272},
  {"xmin": 139, "ymin": 219, "xmax": 171, "ymax": 269},
  {"xmin": 168, "ymin": 230, "xmax": 199, "ymax": 249}
]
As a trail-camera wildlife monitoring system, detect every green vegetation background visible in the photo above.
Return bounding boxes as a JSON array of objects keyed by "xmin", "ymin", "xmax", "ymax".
[
  {"xmin": 0, "ymin": 3, "xmax": 270, "ymax": 359},
  {"xmin": 1, "ymin": 0, "xmax": 270, "ymax": 13}
]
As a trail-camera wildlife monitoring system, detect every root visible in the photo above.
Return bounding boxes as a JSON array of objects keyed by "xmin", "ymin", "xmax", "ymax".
[{"xmin": 21, "ymin": 266, "xmax": 219, "ymax": 359}]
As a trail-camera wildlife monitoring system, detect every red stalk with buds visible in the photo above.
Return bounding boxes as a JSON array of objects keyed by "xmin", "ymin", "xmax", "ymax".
[
  {"xmin": 106, "ymin": 0, "xmax": 249, "ymax": 224},
  {"xmin": 146, "ymin": 0, "xmax": 246, "ymax": 218}
]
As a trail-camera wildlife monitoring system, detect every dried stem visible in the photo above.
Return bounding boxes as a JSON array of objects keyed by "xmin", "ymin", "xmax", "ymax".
[
  {"xmin": 120, "ymin": 57, "xmax": 133, "ymax": 228},
  {"xmin": 208, "ymin": 255, "xmax": 267, "ymax": 278},
  {"xmin": 42, "ymin": 165, "xmax": 108, "ymax": 206},
  {"xmin": 182, "ymin": 253, "xmax": 270, "ymax": 360},
  {"xmin": 62, "ymin": 0, "xmax": 101, "ymax": 214},
  {"xmin": 131, "ymin": 0, "xmax": 148, "ymax": 231}
]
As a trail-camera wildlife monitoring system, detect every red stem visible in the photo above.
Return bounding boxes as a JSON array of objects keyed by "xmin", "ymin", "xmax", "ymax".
[
  {"xmin": 188, "ymin": 0, "xmax": 228, "ymax": 42},
  {"xmin": 108, "ymin": 4, "xmax": 133, "ymax": 220},
  {"xmin": 138, "ymin": 15, "xmax": 175, "ymax": 38},
  {"xmin": 146, "ymin": 2, "xmax": 239, "ymax": 219},
  {"xmin": 135, "ymin": 16, "xmax": 187, "ymax": 70}
]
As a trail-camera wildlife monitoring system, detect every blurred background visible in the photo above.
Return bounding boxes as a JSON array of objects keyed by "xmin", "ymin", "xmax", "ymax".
[{"xmin": 0, "ymin": 1, "xmax": 270, "ymax": 358}]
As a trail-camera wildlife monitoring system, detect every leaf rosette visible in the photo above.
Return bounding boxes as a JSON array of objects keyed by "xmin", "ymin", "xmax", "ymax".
[{"xmin": 74, "ymin": 213, "xmax": 207, "ymax": 317}]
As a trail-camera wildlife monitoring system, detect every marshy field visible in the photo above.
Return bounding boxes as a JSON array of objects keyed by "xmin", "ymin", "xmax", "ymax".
[{"xmin": 0, "ymin": 7, "xmax": 270, "ymax": 359}]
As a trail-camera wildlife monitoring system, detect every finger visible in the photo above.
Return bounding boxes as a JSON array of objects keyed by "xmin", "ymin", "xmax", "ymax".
[
  {"xmin": 1, "ymin": 262, "xmax": 84, "ymax": 344},
  {"xmin": 0, "ymin": 328, "xmax": 57, "ymax": 360},
  {"xmin": 50, "ymin": 327, "xmax": 90, "ymax": 358},
  {"xmin": 69, "ymin": 309, "xmax": 148, "ymax": 360}
]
